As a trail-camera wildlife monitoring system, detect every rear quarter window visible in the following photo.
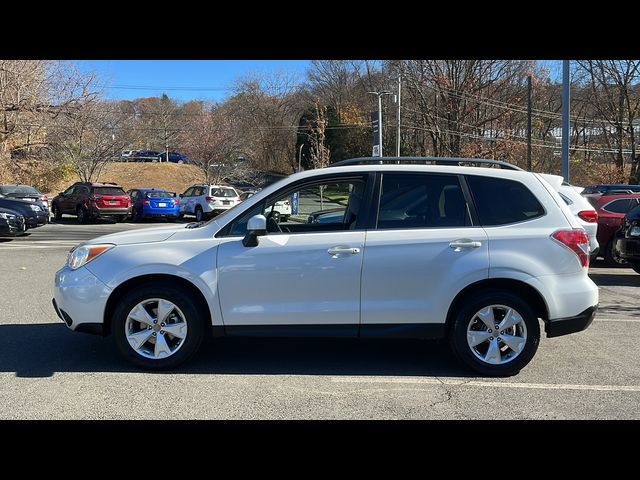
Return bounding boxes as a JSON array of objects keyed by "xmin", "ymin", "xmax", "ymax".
[{"xmin": 467, "ymin": 176, "xmax": 545, "ymax": 226}]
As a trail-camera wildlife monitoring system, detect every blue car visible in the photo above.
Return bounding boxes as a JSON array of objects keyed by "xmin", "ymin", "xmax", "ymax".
[{"xmin": 127, "ymin": 188, "xmax": 180, "ymax": 221}]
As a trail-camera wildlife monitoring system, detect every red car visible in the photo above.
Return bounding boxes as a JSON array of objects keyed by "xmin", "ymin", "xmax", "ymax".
[
  {"xmin": 590, "ymin": 194, "xmax": 640, "ymax": 266},
  {"xmin": 52, "ymin": 182, "xmax": 131, "ymax": 224}
]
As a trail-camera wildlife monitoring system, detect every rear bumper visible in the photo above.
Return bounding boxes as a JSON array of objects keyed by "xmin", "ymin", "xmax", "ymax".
[
  {"xmin": 615, "ymin": 237, "xmax": 640, "ymax": 261},
  {"xmin": 88, "ymin": 205, "xmax": 129, "ymax": 217},
  {"xmin": 545, "ymin": 305, "xmax": 597, "ymax": 338},
  {"xmin": 142, "ymin": 205, "xmax": 180, "ymax": 217}
]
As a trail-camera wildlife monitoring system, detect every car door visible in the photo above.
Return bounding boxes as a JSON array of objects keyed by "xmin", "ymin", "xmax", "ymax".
[
  {"xmin": 216, "ymin": 174, "xmax": 371, "ymax": 331},
  {"xmin": 59, "ymin": 185, "xmax": 77, "ymax": 213},
  {"xmin": 360, "ymin": 172, "xmax": 489, "ymax": 332},
  {"xmin": 180, "ymin": 187, "xmax": 194, "ymax": 213}
]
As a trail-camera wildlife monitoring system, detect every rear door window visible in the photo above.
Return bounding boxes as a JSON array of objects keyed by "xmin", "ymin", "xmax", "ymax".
[
  {"xmin": 466, "ymin": 176, "xmax": 545, "ymax": 226},
  {"xmin": 602, "ymin": 198, "xmax": 639, "ymax": 214},
  {"xmin": 376, "ymin": 173, "xmax": 470, "ymax": 229}
]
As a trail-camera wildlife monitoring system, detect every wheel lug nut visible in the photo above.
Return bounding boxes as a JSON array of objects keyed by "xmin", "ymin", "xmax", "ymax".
[
  {"xmin": 161, "ymin": 323, "xmax": 165, "ymax": 327},
  {"xmin": 147, "ymin": 326, "xmax": 152, "ymax": 330},
  {"xmin": 489, "ymin": 336, "xmax": 494, "ymax": 341},
  {"xmin": 488, "ymin": 329, "xmax": 492, "ymax": 333},
  {"xmin": 160, "ymin": 330, "xmax": 165, "ymax": 335},
  {"xmin": 152, "ymin": 332, "xmax": 157, "ymax": 336},
  {"xmin": 153, "ymin": 320, "xmax": 158, "ymax": 324},
  {"xmin": 497, "ymin": 337, "xmax": 502, "ymax": 341}
]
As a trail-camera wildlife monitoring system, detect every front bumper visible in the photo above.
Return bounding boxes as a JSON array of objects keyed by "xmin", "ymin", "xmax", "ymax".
[
  {"xmin": 0, "ymin": 217, "xmax": 26, "ymax": 236},
  {"xmin": 615, "ymin": 236, "xmax": 640, "ymax": 261},
  {"xmin": 53, "ymin": 265, "xmax": 112, "ymax": 334},
  {"xmin": 545, "ymin": 305, "xmax": 598, "ymax": 338}
]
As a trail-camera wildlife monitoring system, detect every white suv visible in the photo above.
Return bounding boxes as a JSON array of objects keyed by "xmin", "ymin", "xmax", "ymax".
[
  {"xmin": 179, "ymin": 184, "xmax": 241, "ymax": 222},
  {"xmin": 53, "ymin": 157, "xmax": 598, "ymax": 376}
]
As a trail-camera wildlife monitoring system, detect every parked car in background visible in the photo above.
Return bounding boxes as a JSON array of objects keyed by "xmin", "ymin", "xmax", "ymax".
[
  {"xmin": 157, "ymin": 151, "xmax": 188, "ymax": 163},
  {"xmin": 582, "ymin": 184, "xmax": 640, "ymax": 195},
  {"xmin": 128, "ymin": 188, "xmax": 180, "ymax": 221},
  {"xmin": 0, "ymin": 207, "xmax": 27, "ymax": 237},
  {"xmin": 53, "ymin": 157, "xmax": 598, "ymax": 376},
  {"xmin": 0, "ymin": 197, "xmax": 47, "ymax": 228},
  {"xmin": 540, "ymin": 174, "xmax": 599, "ymax": 257},
  {"xmin": 51, "ymin": 182, "xmax": 131, "ymax": 224},
  {"xmin": 614, "ymin": 204, "xmax": 640, "ymax": 274},
  {"xmin": 239, "ymin": 190, "xmax": 259, "ymax": 201},
  {"xmin": 179, "ymin": 184, "xmax": 242, "ymax": 222},
  {"xmin": 121, "ymin": 150, "xmax": 139, "ymax": 158},
  {"xmin": 134, "ymin": 150, "xmax": 162, "ymax": 162},
  {"xmin": 590, "ymin": 194, "xmax": 640, "ymax": 266},
  {"xmin": 0, "ymin": 184, "xmax": 49, "ymax": 217}
]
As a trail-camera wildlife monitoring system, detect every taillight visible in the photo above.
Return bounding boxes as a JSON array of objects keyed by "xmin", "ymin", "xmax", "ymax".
[
  {"xmin": 142, "ymin": 199, "xmax": 149, "ymax": 205},
  {"xmin": 205, "ymin": 196, "xmax": 214, "ymax": 202},
  {"xmin": 173, "ymin": 199, "xmax": 179, "ymax": 205},
  {"xmin": 284, "ymin": 200, "xmax": 291, "ymax": 206},
  {"xmin": 551, "ymin": 229, "xmax": 590, "ymax": 268},
  {"xmin": 578, "ymin": 210, "xmax": 598, "ymax": 223},
  {"xmin": 40, "ymin": 195, "xmax": 48, "ymax": 202}
]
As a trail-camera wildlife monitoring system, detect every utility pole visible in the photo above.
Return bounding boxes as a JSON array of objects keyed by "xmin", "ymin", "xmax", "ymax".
[
  {"xmin": 562, "ymin": 60, "xmax": 570, "ymax": 182},
  {"xmin": 396, "ymin": 74, "xmax": 402, "ymax": 158},
  {"xmin": 527, "ymin": 75, "xmax": 532, "ymax": 171},
  {"xmin": 367, "ymin": 90, "xmax": 392, "ymax": 157},
  {"xmin": 298, "ymin": 143, "xmax": 304, "ymax": 172}
]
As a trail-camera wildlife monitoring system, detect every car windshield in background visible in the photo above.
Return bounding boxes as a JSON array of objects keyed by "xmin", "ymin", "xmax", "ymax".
[
  {"xmin": 212, "ymin": 188, "xmax": 236, "ymax": 197},
  {"xmin": 0, "ymin": 186, "xmax": 39, "ymax": 195},
  {"xmin": 146, "ymin": 191, "xmax": 171, "ymax": 198},
  {"xmin": 94, "ymin": 187, "xmax": 126, "ymax": 195}
]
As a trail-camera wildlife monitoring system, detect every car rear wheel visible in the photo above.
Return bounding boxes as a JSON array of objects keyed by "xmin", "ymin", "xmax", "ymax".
[
  {"xmin": 604, "ymin": 240, "xmax": 627, "ymax": 267},
  {"xmin": 76, "ymin": 206, "xmax": 86, "ymax": 224},
  {"xmin": 630, "ymin": 261, "xmax": 640, "ymax": 275},
  {"xmin": 52, "ymin": 203, "xmax": 62, "ymax": 221},
  {"xmin": 195, "ymin": 206, "xmax": 204, "ymax": 222},
  {"xmin": 449, "ymin": 289, "xmax": 540, "ymax": 377},
  {"xmin": 112, "ymin": 283, "xmax": 205, "ymax": 369}
]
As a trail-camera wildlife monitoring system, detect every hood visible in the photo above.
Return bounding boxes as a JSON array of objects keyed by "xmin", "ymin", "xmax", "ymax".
[{"xmin": 87, "ymin": 224, "xmax": 185, "ymax": 246}]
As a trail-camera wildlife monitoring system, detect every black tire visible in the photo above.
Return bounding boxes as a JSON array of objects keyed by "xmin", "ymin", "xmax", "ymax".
[
  {"xmin": 630, "ymin": 261, "xmax": 640, "ymax": 275},
  {"xmin": 52, "ymin": 202, "xmax": 62, "ymax": 221},
  {"xmin": 112, "ymin": 283, "xmax": 205, "ymax": 370},
  {"xmin": 131, "ymin": 207, "xmax": 139, "ymax": 222},
  {"xmin": 195, "ymin": 206, "xmax": 204, "ymax": 222},
  {"xmin": 604, "ymin": 240, "xmax": 627, "ymax": 267},
  {"xmin": 449, "ymin": 289, "xmax": 540, "ymax": 377},
  {"xmin": 76, "ymin": 206, "xmax": 86, "ymax": 224}
]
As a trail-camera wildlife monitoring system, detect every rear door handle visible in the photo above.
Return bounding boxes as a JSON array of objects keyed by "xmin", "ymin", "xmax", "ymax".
[
  {"xmin": 449, "ymin": 239, "xmax": 482, "ymax": 251},
  {"xmin": 328, "ymin": 246, "xmax": 361, "ymax": 256}
]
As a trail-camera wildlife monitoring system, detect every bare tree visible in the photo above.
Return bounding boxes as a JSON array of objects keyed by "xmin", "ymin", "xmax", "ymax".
[
  {"xmin": 576, "ymin": 60, "xmax": 640, "ymax": 182},
  {"xmin": 52, "ymin": 99, "xmax": 128, "ymax": 182},
  {"xmin": 178, "ymin": 102, "xmax": 254, "ymax": 184}
]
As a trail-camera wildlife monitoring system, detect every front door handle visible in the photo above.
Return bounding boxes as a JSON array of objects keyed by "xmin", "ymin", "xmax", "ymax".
[
  {"xmin": 449, "ymin": 239, "xmax": 482, "ymax": 251},
  {"xmin": 328, "ymin": 246, "xmax": 361, "ymax": 256}
]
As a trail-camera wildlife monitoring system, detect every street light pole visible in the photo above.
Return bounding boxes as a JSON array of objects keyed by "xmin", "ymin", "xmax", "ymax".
[
  {"xmin": 368, "ymin": 90, "xmax": 392, "ymax": 157},
  {"xmin": 298, "ymin": 143, "xmax": 304, "ymax": 172}
]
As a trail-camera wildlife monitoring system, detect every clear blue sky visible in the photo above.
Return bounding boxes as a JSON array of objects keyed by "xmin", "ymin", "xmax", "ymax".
[{"xmin": 78, "ymin": 60, "xmax": 312, "ymax": 102}]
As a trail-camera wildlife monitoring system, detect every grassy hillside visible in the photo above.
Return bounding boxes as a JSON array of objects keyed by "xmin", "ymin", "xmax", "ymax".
[{"xmin": 47, "ymin": 162, "xmax": 205, "ymax": 195}]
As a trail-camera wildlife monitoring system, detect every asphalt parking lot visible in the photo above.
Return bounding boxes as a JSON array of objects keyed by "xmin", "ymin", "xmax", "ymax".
[{"xmin": 1, "ymin": 219, "xmax": 640, "ymax": 419}]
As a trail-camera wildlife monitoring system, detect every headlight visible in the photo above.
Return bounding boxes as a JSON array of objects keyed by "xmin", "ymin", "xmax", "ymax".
[
  {"xmin": 29, "ymin": 205, "xmax": 41, "ymax": 212},
  {"xmin": 0, "ymin": 212, "xmax": 16, "ymax": 220},
  {"xmin": 630, "ymin": 226, "xmax": 640, "ymax": 237},
  {"xmin": 67, "ymin": 244, "xmax": 114, "ymax": 270}
]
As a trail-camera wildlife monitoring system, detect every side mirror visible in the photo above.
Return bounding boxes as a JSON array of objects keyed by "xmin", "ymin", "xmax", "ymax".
[
  {"xmin": 242, "ymin": 214, "xmax": 267, "ymax": 247},
  {"xmin": 179, "ymin": 193, "xmax": 184, "ymax": 198}
]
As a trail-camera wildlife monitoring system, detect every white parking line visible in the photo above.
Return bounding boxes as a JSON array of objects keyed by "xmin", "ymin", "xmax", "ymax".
[
  {"xmin": 331, "ymin": 377, "xmax": 640, "ymax": 392},
  {"xmin": 595, "ymin": 318, "xmax": 640, "ymax": 322}
]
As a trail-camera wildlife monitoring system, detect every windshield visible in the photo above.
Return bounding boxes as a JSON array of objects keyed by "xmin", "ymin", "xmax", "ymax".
[
  {"xmin": 93, "ymin": 187, "xmax": 126, "ymax": 195},
  {"xmin": 0, "ymin": 185, "xmax": 39, "ymax": 195},
  {"xmin": 211, "ymin": 188, "xmax": 237, "ymax": 197}
]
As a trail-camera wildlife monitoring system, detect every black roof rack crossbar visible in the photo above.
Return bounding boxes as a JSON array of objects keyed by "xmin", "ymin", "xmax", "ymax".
[{"xmin": 328, "ymin": 156, "xmax": 523, "ymax": 171}]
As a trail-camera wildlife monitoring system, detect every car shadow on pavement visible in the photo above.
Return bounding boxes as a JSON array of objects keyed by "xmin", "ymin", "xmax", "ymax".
[
  {"xmin": 0, "ymin": 323, "xmax": 472, "ymax": 378},
  {"xmin": 588, "ymin": 271, "xmax": 640, "ymax": 287}
]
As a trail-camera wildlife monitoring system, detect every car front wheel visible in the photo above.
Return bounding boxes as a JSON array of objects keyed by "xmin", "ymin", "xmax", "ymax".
[
  {"xmin": 604, "ymin": 240, "xmax": 627, "ymax": 267},
  {"xmin": 195, "ymin": 206, "xmax": 204, "ymax": 222},
  {"xmin": 449, "ymin": 289, "xmax": 540, "ymax": 376},
  {"xmin": 112, "ymin": 283, "xmax": 205, "ymax": 369},
  {"xmin": 52, "ymin": 203, "xmax": 62, "ymax": 220}
]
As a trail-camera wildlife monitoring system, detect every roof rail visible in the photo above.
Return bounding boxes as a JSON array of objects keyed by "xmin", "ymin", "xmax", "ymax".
[{"xmin": 328, "ymin": 156, "xmax": 524, "ymax": 171}]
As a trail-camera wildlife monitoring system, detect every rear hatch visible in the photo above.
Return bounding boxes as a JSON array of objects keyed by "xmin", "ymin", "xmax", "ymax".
[
  {"xmin": 92, "ymin": 186, "xmax": 129, "ymax": 209},
  {"xmin": 146, "ymin": 192, "xmax": 177, "ymax": 209}
]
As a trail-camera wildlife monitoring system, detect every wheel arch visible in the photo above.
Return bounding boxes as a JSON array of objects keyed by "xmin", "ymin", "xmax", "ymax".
[
  {"xmin": 103, "ymin": 274, "xmax": 213, "ymax": 336},
  {"xmin": 446, "ymin": 278, "xmax": 549, "ymax": 331}
]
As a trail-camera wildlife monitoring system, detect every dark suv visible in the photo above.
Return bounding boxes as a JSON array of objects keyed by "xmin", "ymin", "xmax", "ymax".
[
  {"xmin": 615, "ymin": 204, "xmax": 640, "ymax": 274},
  {"xmin": 51, "ymin": 182, "xmax": 131, "ymax": 223},
  {"xmin": 157, "ymin": 151, "xmax": 188, "ymax": 163}
]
